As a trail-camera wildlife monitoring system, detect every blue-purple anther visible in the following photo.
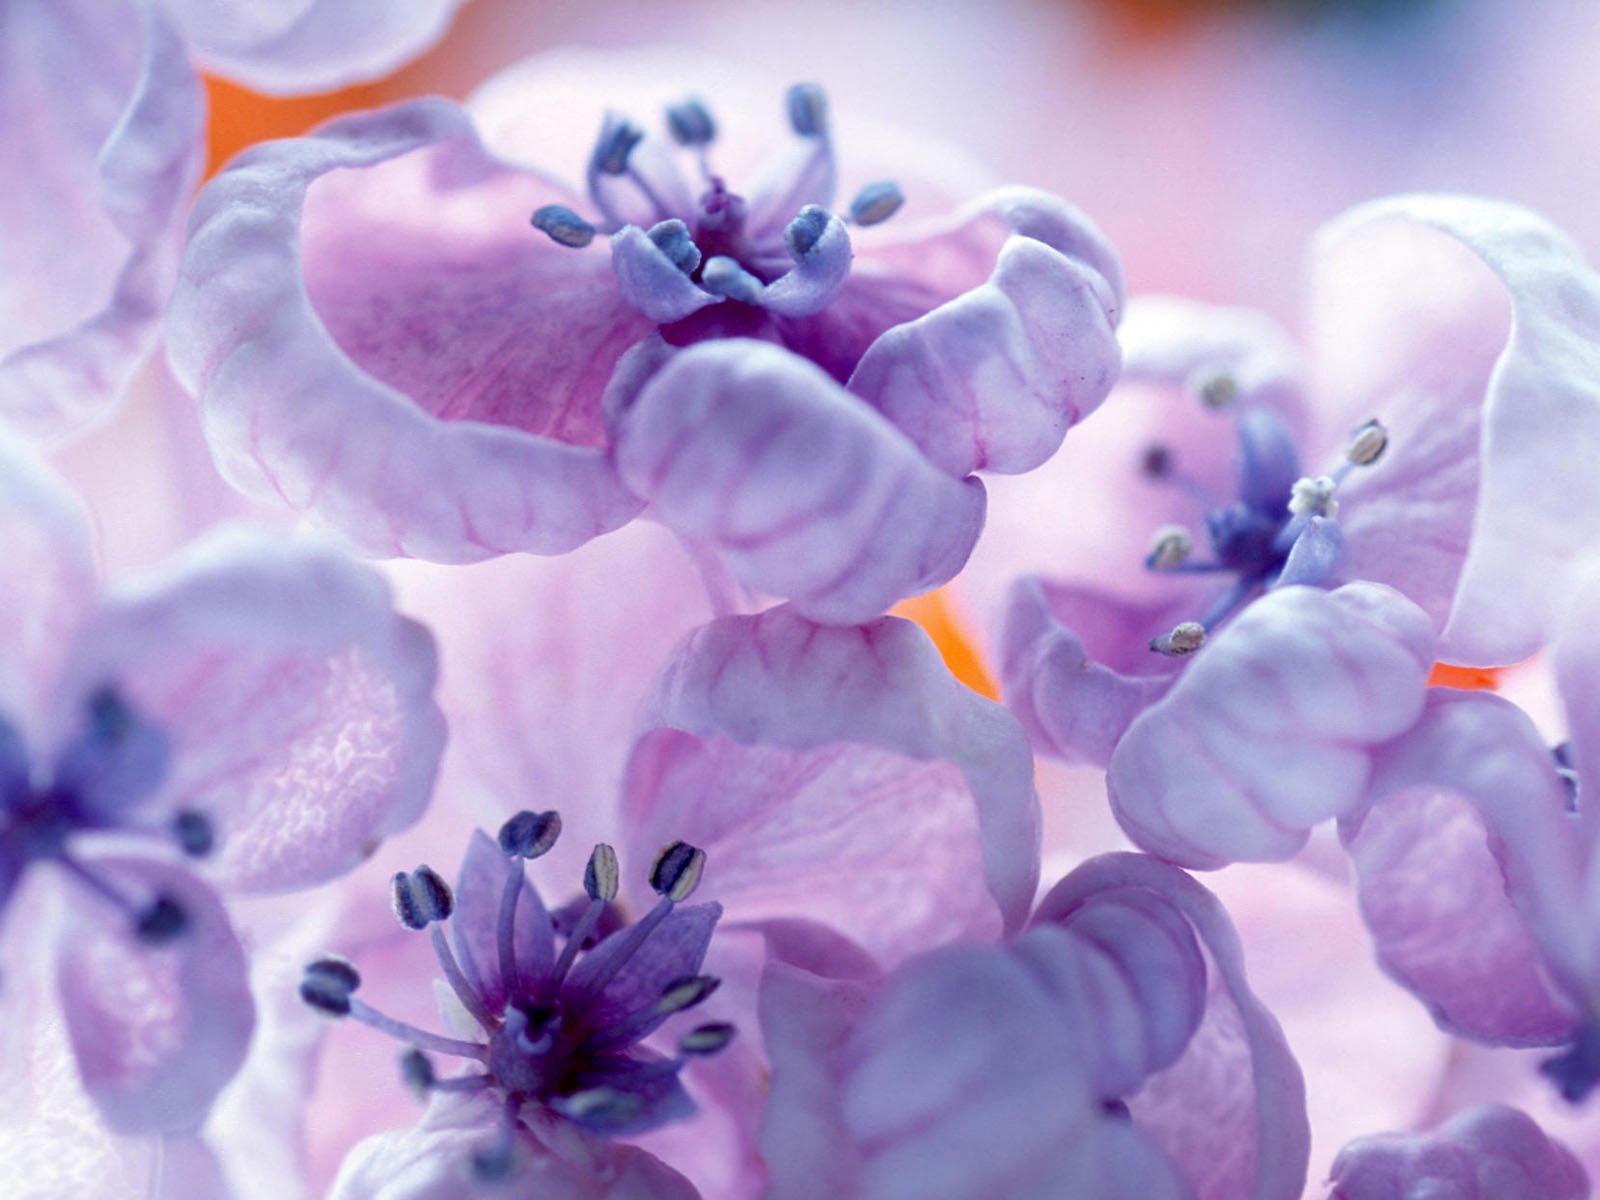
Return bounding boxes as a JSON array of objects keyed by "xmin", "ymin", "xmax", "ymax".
[
  {"xmin": 1141, "ymin": 378, "xmax": 1388, "ymax": 655},
  {"xmin": 300, "ymin": 811, "xmax": 731, "ymax": 1179},
  {"xmin": 0, "ymin": 688, "xmax": 208, "ymax": 944},
  {"xmin": 531, "ymin": 83, "xmax": 899, "ymax": 323}
]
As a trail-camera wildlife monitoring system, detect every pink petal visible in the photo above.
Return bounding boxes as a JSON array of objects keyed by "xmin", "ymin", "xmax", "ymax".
[
  {"xmin": 0, "ymin": 0, "xmax": 203, "ymax": 441},
  {"xmin": 1107, "ymin": 583, "xmax": 1436, "ymax": 869},
  {"xmin": 164, "ymin": 0, "xmax": 465, "ymax": 96},
  {"xmin": 632, "ymin": 607, "xmax": 1041, "ymax": 949},
  {"xmin": 168, "ymin": 99, "xmax": 647, "ymax": 561},
  {"xmin": 612, "ymin": 339, "xmax": 987, "ymax": 624},
  {"xmin": 59, "ymin": 529, "xmax": 445, "ymax": 892},
  {"xmin": 56, "ymin": 856, "xmax": 254, "ymax": 1134}
]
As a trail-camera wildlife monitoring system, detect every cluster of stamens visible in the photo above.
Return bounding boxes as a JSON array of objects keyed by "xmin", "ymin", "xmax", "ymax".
[
  {"xmin": 300, "ymin": 811, "xmax": 732, "ymax": 1180},
  {"xmin": 1139, "ymin": 373, "xmax": 1388, "ymax": 657},
  {"xmin": 1, "ymin": 688, "xmax": 212, "ymax": 946}
]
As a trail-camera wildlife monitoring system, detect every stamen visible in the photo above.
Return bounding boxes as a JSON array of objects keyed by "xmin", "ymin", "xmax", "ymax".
[
  {"xmin": 701, "ymin": 257, "xmax": 763, "ymax": 303},
  {"xmin": 531, "ymin": 205, "xmax": 597, "ymax": 249},
  {"xmin": 1151, "ymin": 622, "xmax": 1208, "ymax": 657},
  {"xmin": 348, "ymin": 996, "xmax": 489, "ymax": 1060},
  {"xmin": 1287, "ymin": 476, "xmax": 1338, "ymax": 520},
  {"xmin": 1540, "ymin": 1022, "xmax": 1600, "ymax": 1103},
  {"xmin": 566, "ymin": 897, "xmax": 676, "ymax": 1012},
  {"xmin": 1141, "ymin": 445, "xmax": 1173, "ymax": 479},
  {"xmin": 647, "ymin": 219, "xmax": 702, "ymax": 276},
  {"xmin": 1192, "ymin": 371, "xmax": 1239, "ymax": 410},
  {"xmin": 391, "ymin": 865, "xmax": 454, "ymax": 931},
  {"xmin": 300, "ymin": 956, "xmax": 362, "ymax": 1017},
  {"xmin": 171, "ymin": 809, "xmax": 213, "ymax": 857},
  {"xmin": 497, "ymin": 862, "xmax": 523, "ymax": 1007},
  {"xmin": 551, "ymin": 1086, "xmax": 646, "ymax": 1129},
  {"xmin": 649, "ymin": 841, "xmax": 706, "ymax": 901},
  {"xmin": 595, "ymin": 118, "xmax": 644, "ymax": 175},
  {"xmin": 848, "ymin": 181, "xmax": 904, "ymax": 227},
  {"xmin": 784, "ymin": 205, "xmax": 831, "ymax": 259},
  {"xmin": 1345, "ymin": 418, "xmax": 1388, "ymax": 466},
  {"xmin": 401, "ymin": 1047, "xmax": 435, "ymax": 1098},
  {"xmin": 134, "ymin": 894, "xmax": 189, "ymax": 945},
  {"xmin": 1146, "ymin": 526, "xmax": 1194, "ymax": 571},
  {"xmin": 469, "ymin": 1097, "xmax": 520, "ymax": 1183},
  {"xmin": 584, "ymin": 974, "xmax": 721, "ymax": 1052},
  {"xmin": 585, "ymin": 844, "xmax": 620, "ymax": 903},
  {"xmin": 499, "ymin": 810, "xmax": 561, "ymax": 860},
  {"xmin": 678, "ymin": 1022, "xmax": 737, "ymax": 1056},
  {"xmin": 785, "ymin": 83, "xmax": 828, "ymax": 138},
  {"xmin": 429, "ymin": 924, "xmax": 498, "ymax": 1029},
  {"xmin": 665, "ymin": 97, "xmax": 716, "ymax": 147}
]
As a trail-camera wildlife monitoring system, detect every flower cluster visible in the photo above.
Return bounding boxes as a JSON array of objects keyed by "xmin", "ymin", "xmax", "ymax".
[{"xmin": 8, "ymin": 10, "xmax": 1600, "ymax": 1200}]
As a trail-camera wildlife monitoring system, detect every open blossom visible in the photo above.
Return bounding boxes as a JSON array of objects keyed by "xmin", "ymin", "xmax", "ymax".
[
  {"xmin": 305, "ymin": 816, "xmax": 720, "ymax": 1196},
  {"xmin": 167, "ymin": 53, "xmax": 1123, "ymax": 621},
  {"xmin": 993, "ymin": 194, "xmax": 1600, "ymax": 866},
  {"xmin": 0, "ymin": 428, "xmax": 443, "ymax": 1138},
  {"xmin": 1, "ymin": 0, "xmax": 465, "ymax": 442},
  {"xmin": 760, "ymin": 852, "xmax": 1308, "ymax": 1199}
]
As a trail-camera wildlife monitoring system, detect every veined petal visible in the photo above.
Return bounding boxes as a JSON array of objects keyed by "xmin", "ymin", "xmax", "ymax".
[
  {"xmin": 632, "ymin": 607, "xmax": 1041, "ymax": 946},
  {"xmin": 1036, "ymin": 854, "xmax": 1311, "ymax": 1200},
  {"xmin": 0, "ymin": 0, "xmax": 203, "ymax": 441},
  {"xmin": 848, "ymin": 191, "xmax": 1124, "ymax": 477},
  {"xmin": 611, "ymin": 340, "xmax": 986, "ymax": 624},
  {"xmin": 169, "ymin": 99, "xmax": 647, "ymax": 562},
  {"xmin": 0, "ymin": 432, "xmax": 97, "ymax": 741},
  {"xmin": 57, "ymin": 528, "xmax": 445, "ymax": 893},
  {"xmin": 56, "ymin": 857, "xmax": 254, "ymax": 1135},
  {"xmin": 1108, "ymin": 583, "xmax": 1436, "ymax": 869},
  {"xmin": 1328, "ymin": 1105, "xmax": 1587, "ymax": 1200},
  {"xmin": 1316, "ymin": 196, "xmax": 1600, "ymax": 665},
  {"xmin": 165, "ymin": 0, "xmax": 465, "ymax": 96}
]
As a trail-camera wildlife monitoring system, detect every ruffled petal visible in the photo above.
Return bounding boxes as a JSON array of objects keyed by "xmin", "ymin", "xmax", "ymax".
[
  {"xmin": 611, "ymin": 340, "xmax": 987, "ymax": 624},
  {"xmin": 999, "ymin": 576, "xmax": 1187, "ymax": 767},
  {"xmin": 1035, "ymin": 854, "xmax": 1311, "ymax": 1200},
  {"xmin": 1107, "ymin": 583, "xmax": 1436, "ymax": 869},
  {"xmin": 1315, "ymin": 196, "xmax": 1600, "ymax": 664},
  {"xmin": 169, "ymin": 99, "xmax": 647, "ymax": 561},
  {"xmin": 0, "ymin": 0, "xmax": 203, "ymax": 441},
  {"xmin": 56, "ymin": 528, "xmax": 445, "ymax": 893},
  {"xmin": 164, "ymin": 0, "xmax": 464, "ymax": 96},
  {"xmin": 754, "ymin": 208, "xmax": 854, "ymax": 318},
  {"xmin": 632, "ymin": 607, "xmax": 1041, "ymax": 950},
  {"xmin": 610, "ymin": 225, "xmax": 719, "ymax": 323},
  {"xmin": 1328, "ymin": 1105, "xmax": 1588, "ymax": 1200},
  {"xmin": 56, "ymin": 856, "xmax": 254, "ymax": 1134},
  {"xmin": 848, "ymin": 189, "xmax": 1124, "ymax": 477},
  {"xmin": 0, "ymin": 432, "xmax": 97, "ymax": 740}
]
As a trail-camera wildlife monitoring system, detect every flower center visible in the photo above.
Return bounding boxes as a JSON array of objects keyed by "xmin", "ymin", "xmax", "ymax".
[
  {"xmin": 1139, "ymin": 375, "xmax": 1387, "ymax": 656},
  {"xmin": 0, "ymin": 689, "xmax": 205, "ymax": 943},
  {"xmin": 301, "ymin": 811, "xmax": 732, "ymax": 1181}
]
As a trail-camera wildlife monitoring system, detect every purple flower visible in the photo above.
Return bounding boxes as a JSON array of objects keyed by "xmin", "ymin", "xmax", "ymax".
[
  {"xmin": 305, "ymin": 815, "xmax": 726, "ymax": 1195},
  {"xmin": 995, "ymin": 195, "xmax": 1600, "ymax": 865},
  {"xmin": 0, "ymin": 428, "xmax": 444, "ymax": 1134},
  {"xmin": 1327, "ymin": 1104, "xmax": 1587, "ymax": 1200},
  {"xmin": 167, "ymin": 56, "xmax": 1124, "ymax": 621},
  {"xmin": 759, "ymin": 852, "xmax": 1308, "ymax": 1199},
  {"xmin": 1, "ymin": 0, "xmax": 465, "ymax": 442}
]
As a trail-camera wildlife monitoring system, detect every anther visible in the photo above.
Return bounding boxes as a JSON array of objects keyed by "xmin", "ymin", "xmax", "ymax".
[
  {"xmin": 499, "ymin": 810, "xmax": 561, "ymax": 860},
  {"xmin": 531, "ymin": 205, "xmax": 597, "ymax": 249},
  {"xmin": 647, "ymin": 219, "xmax": 702, "ymax": 276},
  {"xmin": 1141, "ymin": 445, "xmax": 1173, "ymax": 479},
  {"xmin": 784, "ymin": 205, "xmax": 831, "ymax": 259},
  {"xmin": 666, "ymin": 97, "xmax": 716, "ymax": 147},
  {"xmin": 301, "ymin": 956, "xmax": 362, "ymax": 1017},
  {"xmin": 1193, "ymin": 372, "xmax": 1239, "ymax": 410},
  {"xmin": 786, "ymin": 83, "xmax": 828, "ymax": 138},
  {"xmin": 401, "ymin": 1047, "xmax": 435, "ymax": 1098},
  {"xmin": 1345, "ymin": 419, "xmax": 1388, "ymax": 466},
  {"xmin": 657, "ymin": 974, "xmax": 719, "ymax": 1014},
  {"xmin": 701, "ymin": 257, "xmax": 763, "ymax": 302},
  {"xmin": 134, "ymin": 894, "xmax": 188, "ymax": 945},
  {"xmin": 585, "ymin": 844, "xmax": 620, "ymax": 903},
  {"xmin": 553, "ymin": 1086, "xmax": 644, "ymax": 1128},
  {"xmin": 470, "ymin": 1142, "xmax": 516, "ymax": 1183},
  {"xmin": 1146, "ymin": 526, "xmax": 1193, "ymax": 571},
  {"xmin": 595, "ymin": 118, "xmax": 644, "ymax": 175},
  {"xmin": 678, "ymin": 1022, "xmax": 737, "ymax": 1056},
  {"xmin": 1288, "ymin": 475, "xmax": 1339, "ymax": 519},
  {"xmin": 172, "ymin": 810, "xmax": 213, "ymax": 857},
  {"xmin": 848, "ymin": 181, "xmax": 904, "ymax": 227},
  {"xmin": 649, "ymin": 841, "xmax": 706, "ymax": 901},
  {"xmin": 391, "ymin": 865, "xmax": 453, "ymax": 931},
  {"xmin": 1151, "ymin": 622, "xmax": 1208, "ymax": 657}
]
